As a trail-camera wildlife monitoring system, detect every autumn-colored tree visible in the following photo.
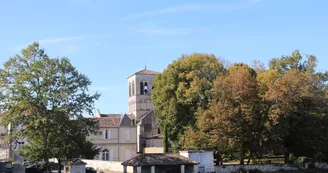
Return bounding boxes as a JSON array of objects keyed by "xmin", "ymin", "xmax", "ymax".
[
  {"xmin": 196, "ymin": 63, "xmax": 264, "ymax": 164},
  {"xmin": 260, "ymin": 50, "xmax": 328, "ymax": 163},
  {"xmin": 151, "ymin": 53, "xmax": 224, "ymax": 149}
]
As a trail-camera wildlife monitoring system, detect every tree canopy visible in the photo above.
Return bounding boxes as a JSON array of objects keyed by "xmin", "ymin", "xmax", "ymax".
[
  {"xmin": 0, "ymin": 42, "xmax": 100, "ymax": 172},
  {"xmin": 151, "ymin": 53, "xmax": 224, "ymax": 148},
  {"xmin": 153, "ymin": 50, "xmax": 328, "ymax": 164}
]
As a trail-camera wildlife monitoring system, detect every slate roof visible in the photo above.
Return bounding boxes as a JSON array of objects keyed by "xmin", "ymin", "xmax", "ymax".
[
  {"xmin": 127, "ymin": 69, "xmax": 160, "ymax": 78},
  {"xmin": 121, "ymin": 154, "xmax": 199, "ymax": 166}
]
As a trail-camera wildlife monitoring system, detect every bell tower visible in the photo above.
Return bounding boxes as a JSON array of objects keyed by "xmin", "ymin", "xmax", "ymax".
[{"xmin": 127, "ymin": 68, "xmax": 159, "ymax": 119}]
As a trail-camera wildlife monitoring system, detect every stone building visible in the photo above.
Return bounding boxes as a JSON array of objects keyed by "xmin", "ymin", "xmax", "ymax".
[{"xmin": 89, "ymin": 68, "xmax": 163, "ymax": 161}]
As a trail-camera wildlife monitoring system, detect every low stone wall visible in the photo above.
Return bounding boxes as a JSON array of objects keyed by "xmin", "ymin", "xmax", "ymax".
[
  {"xmin": 315, "ymin": 162, "xmax": 328, "ymax": 169},
  {"xmin": 82, "ymin": 159, "xmax": 133, "ymax": 173},
  {"xmin": 215, "ymin": 164, "xmax": 307, "ymax": 173}
]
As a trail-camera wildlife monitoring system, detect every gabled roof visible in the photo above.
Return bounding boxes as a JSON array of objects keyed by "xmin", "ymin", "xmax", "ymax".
[
  {"xmin": 121, "ymin": 153, "xmax": 199, "ymax": 166},
  {"xmin": 96, "ymin": 117, "xmax": 121, "ymax": 128},
  {"xmin": 127, "ymin": 69, "xmax": 160, "ymax": 79}
]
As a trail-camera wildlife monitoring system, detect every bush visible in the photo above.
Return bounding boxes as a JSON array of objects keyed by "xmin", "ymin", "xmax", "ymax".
[
  {"xmin": 295, "ymin": 157, "xmax": 308, "ymax": 163},
  {"xmin": 289, "ymin": 154, "xmax": 296, "ymax": 163}
]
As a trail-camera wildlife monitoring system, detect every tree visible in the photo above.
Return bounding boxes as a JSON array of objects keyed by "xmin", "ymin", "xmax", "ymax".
[
  {"xmin": 151, "ymin": 53, "xmax": 224, "ymax": 149},
  {"xmin": 197, "ymin": 63, "xmax": 265, "ymax": 164},
  {"xmin": 0, "ymin": 42, "xmax": 100, "ymax": 172},
  {"xmin": 49, "ymin": 117, "xmax": 100, "ymax": 173},
  {"xmin": 260, "ymin": 50, "xmax": 328, "ymax": 163}
]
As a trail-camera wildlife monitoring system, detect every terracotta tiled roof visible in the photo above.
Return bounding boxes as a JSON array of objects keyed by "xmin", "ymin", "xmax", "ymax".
[
  {"xmin": 127, "ymin": 69, "xmax": 160, "ymax": 78},
  {"xmin": 97, "ymin": 117, "xmax": 121, "ymax": 128},
  {"xmin": 121, "ymin": 154, "xmax": 199, "ymax": 166}
]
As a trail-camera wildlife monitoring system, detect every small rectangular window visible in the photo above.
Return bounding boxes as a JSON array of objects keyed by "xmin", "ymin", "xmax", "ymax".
[{"xmin": 105, "ymin": 130, "xmax": 108, "ymax": 139}]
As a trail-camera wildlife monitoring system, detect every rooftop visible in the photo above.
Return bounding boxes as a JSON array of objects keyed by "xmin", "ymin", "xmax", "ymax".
[
  {"xmin": 127, "ymin": 69, "xmax": 160, "ymax": 79},
  {"xmin": 121, "ymin": 153, "xmax": 199, "ymax": 166},
  {"xmin": 95, "ymin": 116, "xmax": 121, "ymax": 128}
]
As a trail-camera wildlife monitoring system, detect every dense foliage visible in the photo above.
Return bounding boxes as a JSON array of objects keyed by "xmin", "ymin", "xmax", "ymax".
[
  {"xmin": 0, "ymin": 43, "xmax": 100, "ymax": 172},
  {"xmin": 152, "ymin": 50, "xmax": 328, "ymax": 164}
]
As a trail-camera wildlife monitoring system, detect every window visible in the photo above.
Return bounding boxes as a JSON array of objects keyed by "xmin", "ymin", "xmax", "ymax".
[
  {"xmin": 140, "ymin": 82, "xmax": 144, "ymax": 95},
  {"xmin": 144, "ymin": 82, "xmax": 148, "ymax": 94},
  {"xmin": 125, "ymin": 129, "xmax": 130, "ymax": 140},
  {"xmin": 140, "ymin": 80, "xmax": 149, "ymax": 95},
  {"xmin": 104, "ymin": 129, "xmax": 111, "ymax": 139},
  {"xmin": 102, "ymin": 149, "xmax": 110, "ymax": 161},
  {"xmin": 132, "ymin": 81, "xmax": 135, "ymax": 96},
  {"xmin": 129, "ymin": 83, "xmax": 131, "ymax": 97},
  {"xmin": 104, "ymin": 130, "xmax": 108, "ymax": 139}
]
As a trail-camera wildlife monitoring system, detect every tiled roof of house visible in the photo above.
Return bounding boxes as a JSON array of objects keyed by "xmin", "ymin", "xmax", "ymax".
[
  {"xmin": 91, "ymin": 113, "xmax": 136, "ymax": 127},
  {"xmin": 121, "ymin": 154, "xmax": 199, "ymax": 166},
  {"xmin": 97, "ymin": 117, "xmax": 121, "ymax": 128},
  {"xmin": 127, "ymin": 69, "xmax": 160, "ymax": 78}
]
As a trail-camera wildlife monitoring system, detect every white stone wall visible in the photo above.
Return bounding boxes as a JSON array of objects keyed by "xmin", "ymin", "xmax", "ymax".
[
  {"xmin": 82, "ymin": 159, "xmax": 133, "ymax": 173},
  {"xmin": 315, "ymin": 162, "xmax": 328, "ymax": 169},
  {"xmin": 179, "ymin": 151, "xmax": 214, "ymax": 173},
  {"xmin": 215, "ymin": 164, "xmax": 307, "ymax": 173}
]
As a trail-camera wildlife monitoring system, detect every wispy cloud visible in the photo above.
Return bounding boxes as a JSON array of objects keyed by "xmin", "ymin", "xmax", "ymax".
[
  {"xmin": 13, "ymin": 36, "xmax": 85, "ymax": 50},
  {"xmin": 38, "ymin": 36, "xmax": 84, "ymax": 45},
  {"xmin": 126, "ymin": 0, "xmax": 263, "ymax": 19},
  {"xmin": 13, "ymin": 34, "xmax": 109, "ymax": 51}
]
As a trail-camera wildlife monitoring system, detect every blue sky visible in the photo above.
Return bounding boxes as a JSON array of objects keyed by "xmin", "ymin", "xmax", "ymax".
[{"xmin": 1, "ymin": 0, "xmax": 328, "ymax": 115}]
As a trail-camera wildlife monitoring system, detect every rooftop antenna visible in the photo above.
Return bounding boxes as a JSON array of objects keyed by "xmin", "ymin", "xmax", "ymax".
[{"xmin": 145, "ymin": 60, "xmax": 147, "ymax": 70}]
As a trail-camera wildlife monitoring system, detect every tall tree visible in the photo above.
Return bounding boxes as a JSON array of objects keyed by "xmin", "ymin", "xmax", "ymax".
[
  {"xmin": 151, "ymin": 53, "xmax": 224, "ymax": 148},
  {"xmin": 260, "ymin": 50, "xmax": 328, "ymax": 163},
  {"xmin": 197, "ymin": 63, "xmax": 265, "ymax": 164},
  {"xmin": 0, "ymin": 42, "xmax": 100, "ymax": 172}
]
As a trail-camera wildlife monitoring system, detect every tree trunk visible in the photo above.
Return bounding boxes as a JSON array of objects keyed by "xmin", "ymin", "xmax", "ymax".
[
  {"xmin": 57, "ymin": 158, "xmax": 62, "ymax": 173},
  {"xmin": 239, "ymin": 150, "xmax": 245, "ymax": 165},
  {"xmin": 247, "ymin": 151, "xmax": 252, "ymax": 165},
  {"xmin": 163, "ymin": 124, "xmax": 168, "ymax": 153},
  {"xmin": 284, "ymin": 151, "xmax": 290, "ymax": 164}
]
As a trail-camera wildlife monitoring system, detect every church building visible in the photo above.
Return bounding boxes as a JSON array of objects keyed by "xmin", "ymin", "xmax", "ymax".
[{"xmin": 88, "ymin": 68, "xmax": 163, "ymax": 161}]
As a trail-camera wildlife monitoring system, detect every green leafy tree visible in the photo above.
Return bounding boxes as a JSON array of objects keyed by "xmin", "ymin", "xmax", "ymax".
[
  {"xmin": 49, "ymin": 117, "xmax": 100, "ymax": 173},
  {"xmin": 0, "ymin": 42, "xmax": 100, "ymax": 172},
  {"xmin": 151, "ymin": 53, "xmax": 224, "ymax": 149}
]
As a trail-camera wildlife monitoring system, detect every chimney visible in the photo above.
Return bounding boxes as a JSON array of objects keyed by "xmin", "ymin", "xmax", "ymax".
[{"xmin": 95, "ymin": 109, "xmax": 101, "ymax": 117}]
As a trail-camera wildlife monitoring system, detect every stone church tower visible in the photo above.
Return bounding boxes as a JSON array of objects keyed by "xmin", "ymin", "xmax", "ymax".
[{"xmin": 127, "ymin": 68, "xmax": 159, "ymax": 119}]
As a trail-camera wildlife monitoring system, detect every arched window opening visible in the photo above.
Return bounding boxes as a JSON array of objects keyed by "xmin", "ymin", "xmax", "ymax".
[
  {"xmin": 129, "ymin": 83, "xmax": 131, "ymax": 97},
  {"xmin": 132, "ymin": 81, "xmax": 135, "ymax": 96},
  {"xmin": 144, "ymin": 82, "xmax": 148, "ymax": 95},
  {"xmin": 140, "ymin": 82, "xmax": 144, "ymax": 95},
  {"xmin": 102, "ymin": 149, "xmax": 110, "ymax": 161}
]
